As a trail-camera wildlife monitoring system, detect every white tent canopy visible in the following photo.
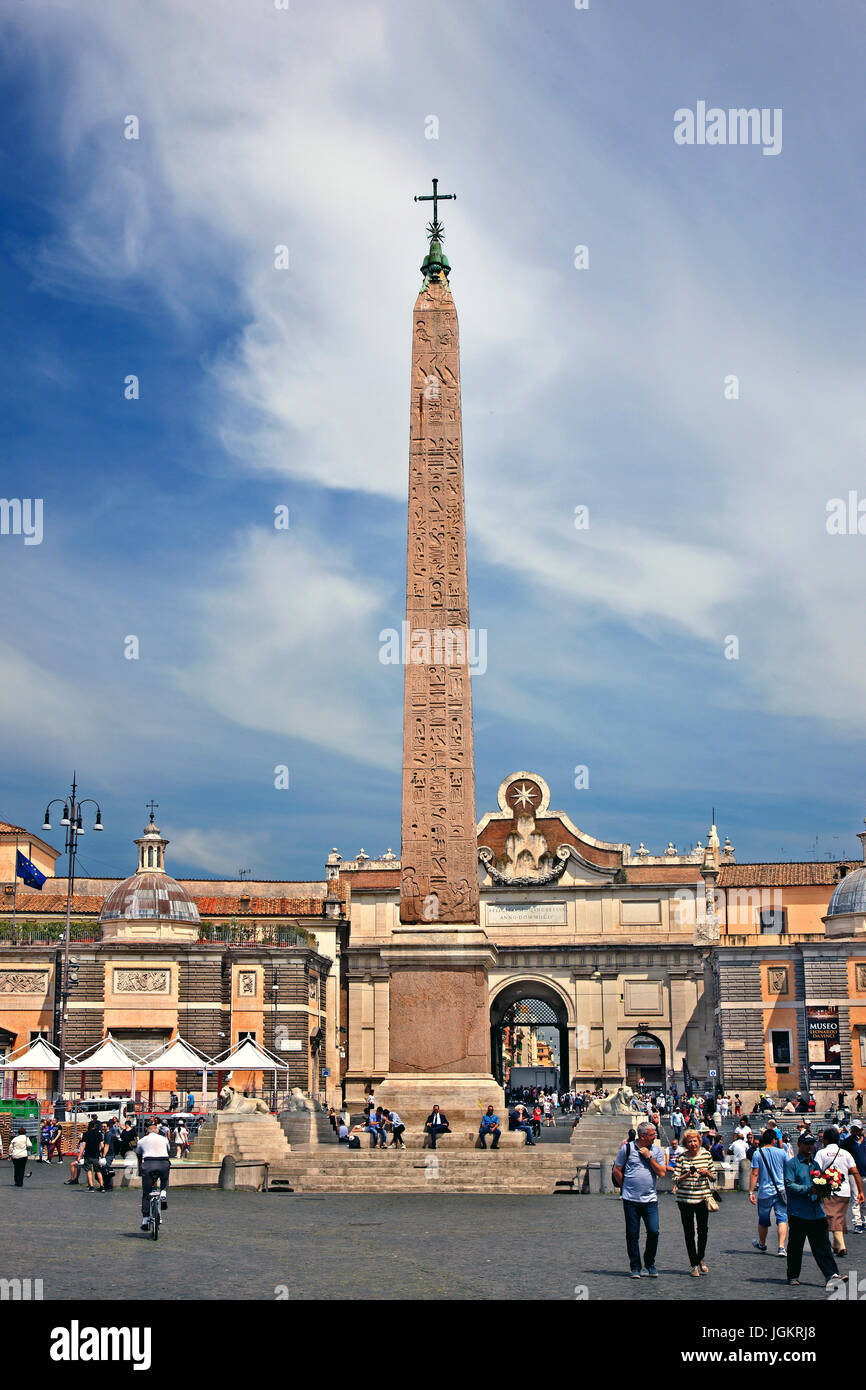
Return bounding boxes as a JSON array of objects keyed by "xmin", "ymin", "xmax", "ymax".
[
  {"xmin": 211, "ymin": 1038, "xmax": 289, "ymax": 1071},
  {"xmin": 0, "ymin": 1037, "xmax": 61, "ymax": 1070},
  {"xmin": 65, "ymin": 1035, "xmax": 142, "ymax": 1071},
  {"xmin": 137, "ymin": 1036, "xmax": 214, "ymax": 1070}
]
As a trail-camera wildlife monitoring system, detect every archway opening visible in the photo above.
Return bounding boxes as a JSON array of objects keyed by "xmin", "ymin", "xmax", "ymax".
[
  {"xmin": 625, "ymin": 1032, "xmax": 666, "ymax": 1091},
  {"xmin": 490, "ymin": 983, "xmax": 570, "ymax": 1094}
]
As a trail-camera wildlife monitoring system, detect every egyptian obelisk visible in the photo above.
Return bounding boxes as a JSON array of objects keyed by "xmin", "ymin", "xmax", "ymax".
[{"xmin": 377, "ymin": 181, "xmax": 504, "ymax": 1124}]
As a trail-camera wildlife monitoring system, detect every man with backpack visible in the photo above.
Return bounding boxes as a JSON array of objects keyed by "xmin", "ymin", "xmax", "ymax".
[
  {"xmin": 749, "ymin": 1129, "xmax": 788, "ymax": 1256},
  {"xmin": 613, "ymin": 1120, "xmax": 667, "ymax": 1279}
]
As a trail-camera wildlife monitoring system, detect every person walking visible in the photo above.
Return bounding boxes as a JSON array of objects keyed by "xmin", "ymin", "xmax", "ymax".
[
  {"xmin": 673, "ymin": 1128, "xmax": 716, "ymax": 1276},
  {"xmin": 814, "ymin": 1126, "xmax": 865, "ymax": 1259},
  {"xmin": 613, "ymin": 1120, "xmax": 667, "ymax": 1279},
  {"xmin": 783, "ymin": 1131, "xmax": 842, "ymax": 1290},
  {"xmin": 174, "ymin": 1121, "xmax": 190, "ymax": 1158},
  {"xmin": 78, "ymin": 1118, "xmax": 106, "ymax": 1192},
  {"xmin": 47, "ymin": 1119, "xmax": 63, "ymax": 1163},
  {"xmin": 749, "ymin": 1129, "xmax": 789, "ymax": 1256},
  {"xmin": 733, "ymin": 1093, "xmax": 742, "ymax": 1119},
  {"xmin": 841, "ymin": 1119, "xmax": 866, "ymax": 1233},
  {"xmin": 857, "ymin": 1090, "xmax": 863, "ymax": 1116},
  {"xmin": 479, "ymin": 1106, "xmax": 502, "ymax": 1150},
  {"xmin": 10, "ymin": 1128, "xmax": 31, "ymax": 1186},
  {"xmin": 37, "ymin": 1119, "xmax": 53, "ymax": 1162},
  {"xmin": 671, "ymin": 1106, "xmax": 685, "ymax": 1142}
]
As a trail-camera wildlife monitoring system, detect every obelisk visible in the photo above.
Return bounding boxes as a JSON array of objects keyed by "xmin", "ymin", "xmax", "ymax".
[
  {"xmin": 378, "ymin": 181, "xmax": 504, "ymax": 1126},
  {"xmin": 399, "ymin": 179, "xmax": 479, "ymax": 928}
]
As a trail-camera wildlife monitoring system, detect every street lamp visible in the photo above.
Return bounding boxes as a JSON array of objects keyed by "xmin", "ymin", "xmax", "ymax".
[
  {"xmin": 271, "ymin": 968, "xmax": 280, "ymax": 1112},
  {"xmin": 42, "ymin": 773, "xmax": 104, "ymax": 1102}
]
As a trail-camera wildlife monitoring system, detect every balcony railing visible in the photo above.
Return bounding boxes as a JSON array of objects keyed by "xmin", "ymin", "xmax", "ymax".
[
  {"xmin": 0, "ymin": 921, "xmax": 99, "ymax": 946},
  {"xmin": 0, "ymin": 921, "xmax": 317, "ymax": 949}
]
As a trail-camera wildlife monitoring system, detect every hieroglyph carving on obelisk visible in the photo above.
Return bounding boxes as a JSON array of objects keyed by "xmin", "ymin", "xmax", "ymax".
[{"xmin": 400, "ymin": 183, "xmax": 480, "ymax": 926}]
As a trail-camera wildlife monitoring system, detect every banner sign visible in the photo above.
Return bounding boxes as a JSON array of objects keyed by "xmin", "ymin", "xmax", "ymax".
[{"xmin": 806, "ymin": 1006, "xmax": 843, "ymax": 1080}]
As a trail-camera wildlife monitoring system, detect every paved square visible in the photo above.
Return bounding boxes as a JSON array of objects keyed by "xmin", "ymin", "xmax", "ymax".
[{"xmin": 1, "ymin": 1161, "xmax": 853, "ymax": 1301}]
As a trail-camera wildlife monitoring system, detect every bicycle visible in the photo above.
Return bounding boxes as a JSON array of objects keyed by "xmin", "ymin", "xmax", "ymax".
[{"xmin": 145, "ymin": 1178, "xmax": 167, "ymax": 1239}]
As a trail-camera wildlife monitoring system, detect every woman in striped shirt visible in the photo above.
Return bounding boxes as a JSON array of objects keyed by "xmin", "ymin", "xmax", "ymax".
[{"xmin": 673, "ymin": 1128, "xmax": 717, "ymax": 1276}]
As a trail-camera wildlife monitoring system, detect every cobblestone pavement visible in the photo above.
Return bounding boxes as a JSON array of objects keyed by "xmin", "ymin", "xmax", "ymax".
[{"xmin": 1, "ymin": 1159, "xmax": 855, "ymax": 1301}]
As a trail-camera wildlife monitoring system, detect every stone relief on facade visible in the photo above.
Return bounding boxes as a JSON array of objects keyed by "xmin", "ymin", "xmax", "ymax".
[
  {"xmin": 856, "ymin": 963, "xmax": 866, "ymax": 992},
  {"xmin": 767, "ymin": 966, "xmax": 789, "ymax": 995},
  {"xmin": 478, "ymin": 781, "xmax": 571, "ymax": 887},
  {"xmin": 0, "ymin": 970, "xmax": 49, "ymax": 994},
  {"xmin": 113, "ymin": 969, "xmax": 170, "ymax": 994},
  {"xmin": 237, "ymin": 970, "xmax": 256, "ymax": 997}
]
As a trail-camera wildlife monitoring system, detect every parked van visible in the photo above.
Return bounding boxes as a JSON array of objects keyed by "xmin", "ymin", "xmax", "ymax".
[{"xmin": 68, "ymin": 1097, "xmax": 127, "ymax": 1122}]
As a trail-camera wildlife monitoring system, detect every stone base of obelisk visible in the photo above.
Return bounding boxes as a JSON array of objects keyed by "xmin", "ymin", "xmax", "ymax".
[{"xmin": 376, "ymin": 925, "xmax": 505, "ymax": 1128}]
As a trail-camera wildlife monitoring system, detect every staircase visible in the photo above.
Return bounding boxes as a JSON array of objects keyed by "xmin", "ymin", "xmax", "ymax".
[
  {"xmin": 271, "ymin": 1143, "xmax": 576, "ymax": 1194},
  {"xmin": 186, "ymin": 1113, "xmax": 293, "ymax": 1168},
  {"xmin": 279, "ymin": 1103, "xmax": 338, "ymax": 1149}
]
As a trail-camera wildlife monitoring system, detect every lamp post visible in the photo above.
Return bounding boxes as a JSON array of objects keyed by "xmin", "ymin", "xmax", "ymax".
[
  {"xmin": 271, "ymin": 968, "xmax": 280, "ymax": 1112},
  {"xmin": 42, "ymin": 774, "xmax": 104, "ymax": 1101}
]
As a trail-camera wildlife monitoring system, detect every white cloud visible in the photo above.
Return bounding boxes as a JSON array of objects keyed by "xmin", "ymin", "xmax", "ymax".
[
  {"xmin": 175, "ymin": 527, "xmax": 398, "ymax": 767},
  {"xmin": 8, "ymin": 0, "xmax": 866, "ymax": 760}
]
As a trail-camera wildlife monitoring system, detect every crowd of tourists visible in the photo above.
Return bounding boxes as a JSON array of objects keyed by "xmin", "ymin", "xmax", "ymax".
[{"xmin": 611, "ymin": 1106, "xmax": 866, "ymax": 1288}]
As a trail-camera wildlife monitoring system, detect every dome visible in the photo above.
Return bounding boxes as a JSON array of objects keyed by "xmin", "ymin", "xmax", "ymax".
[
  {"xmin": 99, "ymin": 870, "xmax": 200, "ymax": 925},
  {"xmin": 827, "ymin": 865, "xmax": 866, "ymax": 918}
]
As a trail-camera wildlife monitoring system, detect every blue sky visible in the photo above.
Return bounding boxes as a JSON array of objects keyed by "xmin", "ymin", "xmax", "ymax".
[{"xmin": 2, "ymin": 0, "xmax": 865, "ymax": 880}]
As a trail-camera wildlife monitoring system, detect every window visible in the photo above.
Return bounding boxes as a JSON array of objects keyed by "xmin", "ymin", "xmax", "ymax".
[
  {"xmin": 760, "ymin": 909, "xmax": 786, "ymax": 934},
  {"xmin": 770, "ymin": 1030, "xmax": 792, "ymax": 1066},
  {"xmin": 237, "ymin": 1031, "xmax": 256, "ymax": 1044},
  {"xmin": 860, "ymin": 1030, "xmax": 866, "ymax": 1067},
  {"xmin": 29, "ymin": 1030, "xmax": 49, "ymax": 1045}
]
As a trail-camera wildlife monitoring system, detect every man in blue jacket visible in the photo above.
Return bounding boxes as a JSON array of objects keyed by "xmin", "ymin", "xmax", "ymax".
[{"xmin": 783, "ymin": 1131, "xmax": 842, "ymax": 1289}]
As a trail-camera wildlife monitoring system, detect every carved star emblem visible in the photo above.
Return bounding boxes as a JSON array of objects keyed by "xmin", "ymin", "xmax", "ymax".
[{"xmin": 510, "ymin": 782, "xmax": 538, "ymax": 810}]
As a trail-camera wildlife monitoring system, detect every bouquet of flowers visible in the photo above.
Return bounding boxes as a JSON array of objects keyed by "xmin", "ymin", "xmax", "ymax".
[{"xmin": 810, "ymin": 1166, "xmax": 844, "ymax": 1195}]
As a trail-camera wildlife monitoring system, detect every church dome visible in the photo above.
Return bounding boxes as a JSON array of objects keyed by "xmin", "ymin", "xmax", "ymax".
[
  {"xmin": 99, "ymin": 806, "xmax": 200, "ymax": 933},
  {"xmin": 826, "ymin": 865, "xmax": 866, "ymax": 918},
  {"xmin": 99, "ymin": 870, "xmax": 199, "ymax": 925}
]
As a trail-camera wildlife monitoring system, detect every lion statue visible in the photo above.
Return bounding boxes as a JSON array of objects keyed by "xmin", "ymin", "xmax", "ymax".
[
  {"xmin": 587, "ymin": 1084, "xmax": 642, "ymax": 1116},
  {"xmin": 219, "ymin": 1084, "xmax": 270, "ymax": 1115}
]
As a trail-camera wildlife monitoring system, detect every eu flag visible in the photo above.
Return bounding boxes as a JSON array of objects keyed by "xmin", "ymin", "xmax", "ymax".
[{"xmin": 16, "ymin": 849, "xmax": 46, "ymax": 890}]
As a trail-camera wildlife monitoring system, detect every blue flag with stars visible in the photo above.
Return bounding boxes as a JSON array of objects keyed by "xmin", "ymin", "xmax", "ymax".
[{"xmin": 16, "ymin": 849, "xmax": 46, "ymax": 891}]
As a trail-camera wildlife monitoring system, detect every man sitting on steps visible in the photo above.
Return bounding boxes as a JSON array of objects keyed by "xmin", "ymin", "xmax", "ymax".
[
  {"xmin": 425, "ymin": 1106, "xmax": 451, "ymax": 1148},
  {"xmin": 479, "ymin": 1106, "xmax": 502, "ymax": 1149}
]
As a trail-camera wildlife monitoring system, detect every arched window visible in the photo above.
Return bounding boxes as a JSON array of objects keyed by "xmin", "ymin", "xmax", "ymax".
[{"xmin": 147, "ymin": 847, "xmax": 154, "ymax": 867}]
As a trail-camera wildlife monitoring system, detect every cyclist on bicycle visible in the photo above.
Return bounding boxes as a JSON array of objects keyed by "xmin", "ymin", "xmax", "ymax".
[{"xmin": 135, "ymin": 1119, "xmax": 171, "ymax": 1231}]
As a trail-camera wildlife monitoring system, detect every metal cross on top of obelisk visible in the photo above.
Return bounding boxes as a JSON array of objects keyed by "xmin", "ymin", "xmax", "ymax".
[{"xmin": 414, "ymin": 177, "xmax": 456, "ymax": 236}]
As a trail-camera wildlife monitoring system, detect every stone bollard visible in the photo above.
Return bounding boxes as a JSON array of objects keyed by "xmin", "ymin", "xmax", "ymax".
[
  {"xmin": 586, "ymin": 1163, "xmax": 602, "ymax": 1194},
  {"xmin": 219, "ymin": 1155, "xmax": 236, "ymax": 1191},
  {"xmin": 737, "ymin": 1159, "xmax": 751, "ymax": 1193},
  {"xmin": 599, "ymin": 1160, "xmax": 613, "ymax": 1194}
]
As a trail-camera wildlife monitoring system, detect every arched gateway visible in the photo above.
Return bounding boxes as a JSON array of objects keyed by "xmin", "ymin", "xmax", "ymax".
[{"xmin": 490, "ymin": 980, "xmax": 573, "ymax": 1091}]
